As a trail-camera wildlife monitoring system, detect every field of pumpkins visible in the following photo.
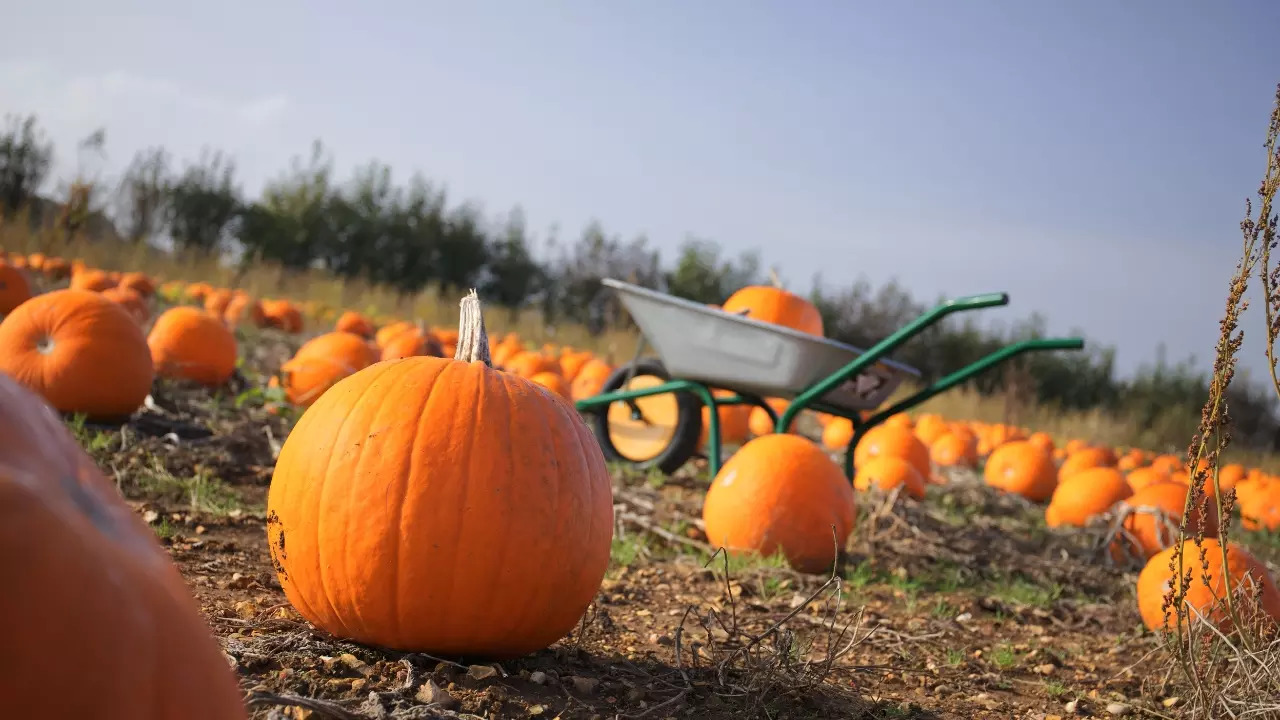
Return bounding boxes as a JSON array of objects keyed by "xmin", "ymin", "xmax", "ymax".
[{"xmin": 3, "ymin": 248, "xmax": 1280, "ymax": 719}]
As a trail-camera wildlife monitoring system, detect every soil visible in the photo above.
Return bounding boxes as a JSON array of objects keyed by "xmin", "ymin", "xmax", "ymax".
[{"xmin": 69, "ymin": 329, "xmax": 1280, "ymax": 720}]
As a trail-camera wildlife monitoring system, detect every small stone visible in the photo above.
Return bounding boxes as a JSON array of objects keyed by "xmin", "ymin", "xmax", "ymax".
[
  {"xmin": 528, "ymin": 705, "xmax": 546, "ymax": 716},
  {"xmin": 954, "ymin": 612, "xmax": 973, "ymax": 623},
  {"xmin": 467, "ymin": 664, "xmax": 500, "ymax": 682},
  {"xmin": 569, "ymin": 676, "xmax": 600, "ymax": 695},
  {"xmin": 339, "ymin": 653, "xmax": 371, "ymax": 676},
  {"xmin": 529, "ymin": 671, "xmax": 548, "ymax": 685},
  {"xmin": 625, "ymin": 688, "xmax": 646, "ymax": 702},
  {"xmin": 1162, "ymin": 697, "xmax": 1181, "ymax": 708},
  {"xmin": 416, "ymin": 679, "xmax": 459, "ymax": 710},
  {"xmin": 1065, "ymin": 699, "xmax": 1080, "ymax": 714},
  {"xmin": 350, "ymin": 679, "xmax": 366, "ymax": 691},
  {"xmin": 1034, "ymin": 663, "xmax": 1056, "ymax": 676},
  {"xmin": 1106, "ymin": 703, "xmax": 1131, "ymax": 716}
]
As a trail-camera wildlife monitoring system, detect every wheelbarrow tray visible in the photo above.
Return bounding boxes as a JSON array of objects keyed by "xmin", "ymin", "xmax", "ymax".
[{"xmin": 603, "ymin": 279, "xmax": 922, "ymax": 412}]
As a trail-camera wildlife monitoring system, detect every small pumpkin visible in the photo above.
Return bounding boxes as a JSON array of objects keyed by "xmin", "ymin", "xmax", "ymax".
[
  {"xmin": 0, "ymin": 260, "xmax": 32, "ymax": 315},
  {"xmin": 279, "ymin": 331, "xmax": 378, "ymax": 407},
  {"xmin": 720, "ymin": 283, "xmax": 824, "ymax": 336},
  {"xmin": 853, "ymin": 455, "xmax": 926, "ymax": 500},
  {"xmin": 267, "ymin": 291, "xmax": 613, "ymax": 657},
  {"xmin": 1044, "ymin": 466, "xmax": 1132, "ymax": 528},
  {"xmin": 148, "ymin": 307, "xmax": 238, "ymax": 387},
  {"xmin": 983, "ymin": 440, "xmax": 1057, "ymax": 502},
  {"xmin": 334, "ymin": 310, "xmax": 375, "ymax": 338}
]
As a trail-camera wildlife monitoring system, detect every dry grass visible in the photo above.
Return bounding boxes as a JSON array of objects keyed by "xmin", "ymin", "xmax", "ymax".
[{"xmin": 1158, "ymin": 82, "xmax": 1280, "ymax": 720}]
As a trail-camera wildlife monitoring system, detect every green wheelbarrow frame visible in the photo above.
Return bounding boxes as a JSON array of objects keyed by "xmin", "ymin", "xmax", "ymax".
[{"xmin": 575, "ymin": 290, "xmax": 1084, "ymax": 479}]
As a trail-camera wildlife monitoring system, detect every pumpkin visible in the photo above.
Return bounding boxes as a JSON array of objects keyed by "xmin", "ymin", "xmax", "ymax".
[
  {"xmin": 1126, "ymin": 465, "xmax": 1172, "ymax": 493},
  {"xmin": 203, "ymin": 289, "xmax": 234, "ymax": 317},
  {"xmin": 853, "ymin": 424, "xmax": 932, "ymax": 481},
  {"xmin": 570, "ymin": 359, "xmax": 614, "ymax": 401},
  {"xmin": 983, "ymin": 440, "xmax": 1057, "ymax": 502},
  {"xmin": 1110, "ymin": 481, "xmax": 1218, "ymax": 563},
  {"xmin": 223, "ymin": 294, "xmax": 265, "ymax": 329},
  {"xmin": 0, "ymin": 289, "xmax": 153, "ymax": 420},
  {"xmin": 1044, "ymin": 466, "xmax": 1132, "ymax": 528},
  {"xmin": 1136, "ymin": 538, "xmax": 1280, "ymax": 634},
  {"xmin": 279, "ymin": 331, "xmax": 378, "ymax": 407},
  {"xmin": 1058, "ymin": 446, "xmax": 1118, "ymax": 482},
  {"xmin": 702, "ymin": 433, "xmax": 855, "ymax": 574},
  {"xmin": 334, "ymin": 310, "xmax": 375, "ymax": 338},
  {"xmin": 821, "ymin": 416, "xmax": 856, "ymax": 451},
  {"xmin": 698, "ymin": 390, "xmax": 752, "ymax": 448},
  {"xmin": 100, "ymin": 286, "xmax": 150, "ymax": 324},
  {"xmin": 374, "ymin": 320, "xmax": 415, "ymax": 349},
  {"xmin": 504, "ymin": 350, "xmax": 559, "ymax": 379},
  {"xmin": 69, "ymin": 268, "xmax": 115, "ymax": 292},
  {"xmin": 929, "ymin": 431, "xmax": 978, "ymax": 469},
  {"xmin": 720, "ymin": 284, "xmax": 824, "ymax": 336},
  {"xmin": 0, "ymin": 373, "xmax": 248, "ymax": 719},
  {"xmin": 912, "ymin": 414, "xmax": 950, "ymax": 446},
  {"xmin": 266, "ymin": 291, "xmax": 613, "ymax": 657},
  {"xmin": 116, "ymin": 271, "xmax": 155, "ymax": 297},
  {"xmin": 261, "ymin": 299, "xmax": 304, "ymax": 333},
  {"xmin": 747, "ymin": 397, "xmax": 790, "ymax": 437},
  {"xmin": 380, "ymin": 327, "xmax": 445, "ymax": 361},
  {"xmin": 853, "ymin": 455, "xmax": 926, "ymax": 500},
  {"xmin": 0, "ymin": 260, "xmax": 32, "ymax": 315},
  {"xmin": 148, "ymin": 307, "xmax": 238, "ymax": 387},
  {"xmin": 530, "ymin": 371, "xmax": 573, "ymax": 400}
]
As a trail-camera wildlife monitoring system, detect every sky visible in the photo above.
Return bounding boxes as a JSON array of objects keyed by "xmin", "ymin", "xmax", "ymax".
[{"xmin": 2, "ymin": 0, "xmax": 1278, "ymax": 380}]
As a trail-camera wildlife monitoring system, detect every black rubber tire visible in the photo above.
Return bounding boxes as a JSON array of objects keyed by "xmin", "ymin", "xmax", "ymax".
[{"xmin": 590, "ymin": 359, "xmax": 703, "ymax": 475}]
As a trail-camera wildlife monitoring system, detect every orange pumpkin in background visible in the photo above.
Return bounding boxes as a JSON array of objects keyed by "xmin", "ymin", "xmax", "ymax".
[
  {"xmin": 0, "ymin": 374, "xmax": 249, "ymax": 719},
  {"xmin": 1110, "ymin": 481, "xmax": 1218, "ymax": 563},
  {"xmin": 703, "ymin": 433, "xmax": 855, "ymax": 574},
  {"xmin": 100, "ymin": 286, "xmax": 150, "ymax": 324},
  {"xmin": 380, "ymin": 327, "xmax": 445, "ymax": 361},
  {"xmin": 261, "ymin": 299, "xmax": 304, "ymax": 333},
  {"xmin": 279, "ymin": 331, "xmax": 378, "ymax": 407},
  {"xmin": 116, "ymin": 271, "xmax": 155, "ymax": 298},
  {"xmin": 853, "ymin": 423, "xmax": 932, "ymax": 481},
  {"xmin": 334, "ymin": 310, "xmax": 375, "ymax": 338},
  {"xmin": 267, "ymin": 291, "xmax": 613, "ymax": 657},
  {"xmin": 148, "ymin": 307, "xmax": 238, "ymax": 387},
  {"xmin": 983, "ymin": 440, "xmax": 1057, "ymax": 502},
  {"xmin": 0, "ymin": 261, "xmax": 32, "ymax": 315},
  {"xmin": 1045, "ymin": 466, "xmax": 1132, "ymax": 528},
  {"xmin": 69, "ymin": 268, "xmax": 115, "ymax": 292},
  {"xmin": 854, "ymin": 455, "xmax": 926, "ymax": 500},
  {"xmin": 0, "ymin": 289, "xmax": 153, "ymax": 420}
]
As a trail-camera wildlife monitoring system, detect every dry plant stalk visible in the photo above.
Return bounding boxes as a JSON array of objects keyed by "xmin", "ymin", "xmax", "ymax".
[{"xmin": 1162, "ymin": 82, "xmax": 1280, "ymax": 720}]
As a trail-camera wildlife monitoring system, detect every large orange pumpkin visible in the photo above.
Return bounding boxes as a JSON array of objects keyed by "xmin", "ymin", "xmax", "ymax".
[
  {"xmin": 702, "ymin": 433, "xmax": 855, "ymax": 574},
  {"xmin": 266, "ymin": 291, "xmax": 613, "ymax": 657},
  {"xmin": 148, "ymin": 307, "xmax": 238, "ymax": 387},
  {"xmin": 1137, "ymin": 538, "xmax": 1280, "ymax": 634},
  {"xmin": 0, "ymin": 373, "xmax": 248, "ymax": 719},
  {"xmin": 853, "ymin": 424, "xmax": 932, "ymax": 481},
  {"xmin": 0, "ymin": 289, "xmax": 153, "ymax": 420},
  {"xmin": 721, "ymin": 284, "xmax": 824, "ymax": 336}
]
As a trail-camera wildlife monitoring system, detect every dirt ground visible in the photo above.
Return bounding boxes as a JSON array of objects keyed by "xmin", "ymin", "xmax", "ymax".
[{"xmin": 69, "ymin": 328, "xmax": 1280, "ymax": 720}]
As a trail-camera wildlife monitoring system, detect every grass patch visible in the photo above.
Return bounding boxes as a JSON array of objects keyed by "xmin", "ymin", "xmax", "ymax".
[{"xmin": 985, "ymin": 574, "xmax": 1064, "ymax": 608}]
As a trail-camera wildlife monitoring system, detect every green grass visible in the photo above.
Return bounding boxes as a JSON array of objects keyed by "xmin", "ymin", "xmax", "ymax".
[
  {"xmin": 991, "ymin": 644, "xmax": 1018, "ymax": 670},
  {"xmin": 985, "ymin": 574, "xmax": 1064, "ymax": 608}
]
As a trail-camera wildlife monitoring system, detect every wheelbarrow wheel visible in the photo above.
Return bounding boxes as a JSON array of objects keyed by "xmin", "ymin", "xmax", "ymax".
[{"xmin": 591, "ymin": 359, "xmax": 702, "ymax": 475}]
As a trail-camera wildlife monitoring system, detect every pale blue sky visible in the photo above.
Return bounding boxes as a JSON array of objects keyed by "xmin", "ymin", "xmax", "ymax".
[{"xmin": 2, "ymin": 0, "xmax": 1278, "ymax": 379}]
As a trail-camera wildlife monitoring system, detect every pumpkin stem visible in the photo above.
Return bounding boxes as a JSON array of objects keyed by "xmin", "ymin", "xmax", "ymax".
[
  {"xmin": 454, "ymin": 289, "xmax": 492, "ymax": 366},
  {"xmin": 768, "ymin": 266, "xmax": 783, "ymax": 288}
]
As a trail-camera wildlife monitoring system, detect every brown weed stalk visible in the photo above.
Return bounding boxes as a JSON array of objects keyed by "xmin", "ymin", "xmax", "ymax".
[{"xmin": 1162, "ymin": 82, "xmax": 1280, "ymax": 719}]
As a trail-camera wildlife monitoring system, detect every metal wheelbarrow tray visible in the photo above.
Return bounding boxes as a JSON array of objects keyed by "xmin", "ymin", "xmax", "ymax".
[{"xmin": 576, "ymin": 278, "xmax": 1085, "ymax": 480}]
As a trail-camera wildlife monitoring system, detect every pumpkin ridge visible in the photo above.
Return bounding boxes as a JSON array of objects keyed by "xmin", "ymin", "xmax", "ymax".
[
  {"xmin": 388, "ymin": 357, "xmax": 448, "ymax": 638},
  {"xmin": 554, "ymin": 378, "xmax": 613, "ymax": 625},
  {"xmin": 344, "ymin": 358, "xmax": 422, "ymax": 639},
  {"xmin": 313, "ymin": 360, "xmax": 399, "ymax": 637},
  {"xmin": 505, "ymin": 370, "xmax": 571, "ymax": 639}
]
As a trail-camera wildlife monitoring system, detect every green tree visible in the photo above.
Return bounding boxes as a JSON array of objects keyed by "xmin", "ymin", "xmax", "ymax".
[
  {"xmin": 0, "ymin": 114, "xmax": 54, "ymax": 214},
  {"xmin": 166, "ymin": 148, "xmax": 242, "ymax": 253}
]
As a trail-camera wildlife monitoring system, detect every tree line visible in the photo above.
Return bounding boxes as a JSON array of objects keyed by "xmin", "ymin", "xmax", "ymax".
[{"xmin": 1, "ymin": 112, "xmax": 1274, "ymax": 451}]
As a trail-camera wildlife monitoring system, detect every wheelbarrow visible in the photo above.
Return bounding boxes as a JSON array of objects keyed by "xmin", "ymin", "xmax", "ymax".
[{"xmin": 574, "ymin": 278, "xmax": 1085, "ymax": 479}]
